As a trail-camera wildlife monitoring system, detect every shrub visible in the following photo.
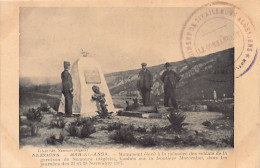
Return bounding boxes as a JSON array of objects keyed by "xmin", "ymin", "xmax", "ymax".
[
  {"xmin": 117, "ymin": 110, "xmax": 124, "ymax": 116},
  {"xmin": 39, "ymin": 102, "xmax": 50, "ymax": 112},
  {"xmin": 125, "ymin": 98, "xmax": 139, "ymax": 111},
  {"xmin": 67, "ymin": 124, "xmax": 78, "ymax": 136},
  {"xmin": 202, "ymin": 120, "xmax": 222, "ymax": 130},
  {"xmin": 110, "ymin": 126, "xmax": 136, "ymax": 144},
  {"xmin": 202, "ymin": 120, "xmax": 212, "ymax": 127},
  {"xmin": 89, "ymin": 116, "xmax": 98, "ymax": 122},
  {"xmin": 138, "ymin": 135, "xmax": 157, "ymax": 147},
  {"xmin": 66, "ymin": 117, "xmax": 96, "ymax": 138},
  {"xmin": 128, "ymin": 124, "xmax": 135, "ymax": 131},
  {"xmin": 151, "ymin": 125, "xmax": 158, "ymax": 134},
  {"xmin": 136, "ymin": 126, "xmax": 147, "ymax": 133},
  {"xmin": 167, "ymin": 112, "xmax": 186, "ymax": 132},
  {"xmin": 107, "ymin": 122, "xmax": 123, "ymax": 131},
  {"xmin": 153, "ymin": 104, "xmax": 159, "ymax": 113},
  {"xmin": 26, "ymin": 108, "xmax": 43, "ymax": 122},
  {"xmin": 50, "ymin": 117, "xmax": 66, "ymax": 129},
  {"xmin": 81, "ymin": 122, "xmax": 96, "ymax": 138},
  {"xmin": 221, "ymin": 131, "xmax": 234, "ymax": 147},
  {"xmin": 96, "ymin": 109, "xmax": 113, "ymax": 119},
  {"xmin": 182, "ymin": 135, "xmax": 203, "ymax": 146},
  {"xmin": 57, "ymin": 134, "xmax": 65, "ymax": 143},
  {"xmin": 46, "ymin": 134, "xmax": 64, "ymax": 145},
  {"xmin": 75, "ymin": 117, "xmax": 96, "ymax": 126}
]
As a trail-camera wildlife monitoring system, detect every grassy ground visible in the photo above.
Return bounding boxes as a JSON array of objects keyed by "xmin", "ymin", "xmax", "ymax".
[
  {"xmin": 19, "ymin": 91, "xmax": 234, "ymax": 149},
  {"xmin": 20, "ymin": 109, "xmax": 233, "ymax": 148}
]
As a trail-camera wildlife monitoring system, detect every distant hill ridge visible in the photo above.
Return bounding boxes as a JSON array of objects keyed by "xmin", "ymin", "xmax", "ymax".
[
  {"xmin": 20, "ymin": 48, "xmax": 234, "ymax": 100},
  {"xmin": 105, "ymin": 48, "xmax": 234, "ymax": 100}
]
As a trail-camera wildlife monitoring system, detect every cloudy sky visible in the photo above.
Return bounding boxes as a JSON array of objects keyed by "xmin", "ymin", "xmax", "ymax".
[{"xmin": 19, "ymin": 7, "xmax": 233, "ymax": 79}]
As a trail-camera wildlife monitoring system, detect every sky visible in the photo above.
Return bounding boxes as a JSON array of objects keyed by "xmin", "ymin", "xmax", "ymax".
[
  {"xmin": 19, "ymin": 7, "xmax": 234, "ymax": 78},
  {"xmin": 19, "ymin": 7, "xmax": 192, "ymax": 78}
]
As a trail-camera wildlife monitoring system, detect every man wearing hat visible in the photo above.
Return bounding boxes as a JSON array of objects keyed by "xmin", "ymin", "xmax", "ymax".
[
  {"xmin": 61, "ymin": 61, "xmax": 73, "ymax": 115},
  {"xmin": 137, "ymin": 62, "xmax": 153, "ymax": 106},
  {"xmin": 160, "ymin": 62, "xmax": 181, "ymax": 109}
]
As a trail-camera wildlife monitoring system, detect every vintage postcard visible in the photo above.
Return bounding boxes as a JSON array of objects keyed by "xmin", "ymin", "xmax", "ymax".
[{"xmin": 0, "ymin": 0, "xmax": 259, "ymax": 168}]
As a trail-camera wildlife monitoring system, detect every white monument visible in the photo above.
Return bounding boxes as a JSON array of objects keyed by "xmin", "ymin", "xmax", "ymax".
[{"xmin": 58, "ymin": 51, "xmax": 115, "ymax": 117}]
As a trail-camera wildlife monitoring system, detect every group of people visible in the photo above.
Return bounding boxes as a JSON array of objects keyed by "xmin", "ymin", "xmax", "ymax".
[
  {"xmin": 137, "ymin": 62, "xmax": 181, "ymax": 109},
  {"xmin": 61, "ymin": 60, "xmax": 181, "ymax": 115}
]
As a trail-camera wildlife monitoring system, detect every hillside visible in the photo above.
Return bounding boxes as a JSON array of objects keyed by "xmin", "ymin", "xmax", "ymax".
[
  {"xmin": 20, "ymin": 48, "xmax": 234, "ymax": 103},
  {"xmin": 105, "ymin": 48, "xmax": 234, "ymax": 101}
]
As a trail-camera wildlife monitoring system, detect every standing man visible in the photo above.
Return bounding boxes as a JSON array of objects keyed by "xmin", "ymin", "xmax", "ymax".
[
  {"xmin": 137, "ymin": 62, "xmax": 153, "ymax": 106},
  {"xmin": 61, "ymin": 61, "xmax": 73, "ymax": 115},
  {"xmin": 160, "ymin": 62, "xmax": 181, "ymax": 109}
]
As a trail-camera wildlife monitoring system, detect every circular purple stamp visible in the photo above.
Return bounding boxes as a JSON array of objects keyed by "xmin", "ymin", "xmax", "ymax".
[{"xmin": 180, "ymin": 1, "xmax": 257, "ymax": 79}]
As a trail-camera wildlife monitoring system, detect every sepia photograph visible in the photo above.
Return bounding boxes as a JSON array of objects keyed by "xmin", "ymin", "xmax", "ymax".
[{"xmin": 19, "ymin": 7, "xmax": 236, "ymax": 149}]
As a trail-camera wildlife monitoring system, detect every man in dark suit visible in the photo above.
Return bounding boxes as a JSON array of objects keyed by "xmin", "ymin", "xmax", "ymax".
[
  {"xmin": 137, "ymin": 63, "xmax": 153, "ymax": 106},
  {"xmin": 160, "ymin": 62, "xmax": 181, "ymax": 109},
  {"xmin": 61, "ymin": 61, "xmax": 73, "ymax": 115}
]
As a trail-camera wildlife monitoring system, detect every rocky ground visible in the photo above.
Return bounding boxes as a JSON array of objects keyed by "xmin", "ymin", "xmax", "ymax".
[{"xmin": 19, "ymin": 105, "xmax": 234, "ymax": 149}]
